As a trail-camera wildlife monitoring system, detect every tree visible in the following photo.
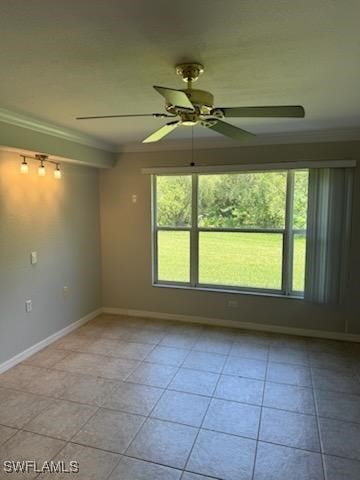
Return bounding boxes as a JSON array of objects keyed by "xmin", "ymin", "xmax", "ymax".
[
  {"xmin": 157, "ymin": 176, "xmax": 191, "ymax": 226},
  {"xmin": 198, "ymin": 172, "xmax": 287, "ymax": 228},
  {"xmin": 156, "ymin": 171, "xmax": 309, "ymax": 229}
]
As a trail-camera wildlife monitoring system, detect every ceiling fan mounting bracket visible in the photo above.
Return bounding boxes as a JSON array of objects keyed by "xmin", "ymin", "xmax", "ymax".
[{"xmin": 176, "ymin": 63, "xmax": 204, "ymax": 84}]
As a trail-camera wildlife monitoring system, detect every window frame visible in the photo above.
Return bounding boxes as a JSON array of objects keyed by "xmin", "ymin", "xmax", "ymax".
[{"xmin": 152, "ymin": 171, "xmax": 307, "ymax": 297}]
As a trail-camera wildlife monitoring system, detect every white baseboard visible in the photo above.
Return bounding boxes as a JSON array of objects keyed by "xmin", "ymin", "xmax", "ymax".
[
  {"xmin": 0, "ymin": 308, "xmax": 102, "ymax": 374},
  {"xmin": 103, "ymin": 307, "xmax": 360, "ymax": 343},
  {"xmin": 2, "ymin": 305, "xmax": 358, "ymax": 376}
]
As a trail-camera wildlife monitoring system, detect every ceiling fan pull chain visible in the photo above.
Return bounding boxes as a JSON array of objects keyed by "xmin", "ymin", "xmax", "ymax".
[{"xmin": 190, "ymin": 126, "xmax": 195, "ymax": 166}]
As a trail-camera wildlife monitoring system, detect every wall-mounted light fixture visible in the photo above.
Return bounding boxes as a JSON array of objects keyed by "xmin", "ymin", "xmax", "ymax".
[
  {"xmin": 20, "ymin": 156, "xmax": 29, "ymax": 174},
  {"xmin": 38, "ymin": 161, "xmax": 46, "ymax": 176},
  {"xmin": 54, "ymin": 163, "xmax": 61, "ymax": 179},
  {"xmin": 19, "ymin": 153, "xmax": 62, "ymax": 179}
]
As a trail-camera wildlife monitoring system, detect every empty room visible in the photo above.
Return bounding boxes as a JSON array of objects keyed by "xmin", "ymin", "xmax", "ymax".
[{"xmin": 0, "ymin": 1, "xmax": 359, "ymax": 479}]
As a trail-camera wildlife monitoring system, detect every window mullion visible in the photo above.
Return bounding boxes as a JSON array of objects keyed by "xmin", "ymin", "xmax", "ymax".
[
  {"xmin": 152, "ymin": 175, "xmax": 159, "ymax": 284},
  {"xmin": 282, "ymin": 170, "xmax": 295, "ymax": 295},
  {"xmin": 190, "ymin": 174, "xmax": 199, "ymax": 286}
]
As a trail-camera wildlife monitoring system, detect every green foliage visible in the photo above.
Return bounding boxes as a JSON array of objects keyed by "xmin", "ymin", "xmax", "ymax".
[
  {"xmin": 293, "ymin": 171, "xmax": 309, "ymax": 229},
  {"xmin": 198, "ymin": 173, "xmax": 287, "ymax": 228},
  {"xmin": 156, "ymin": 170, "xmax": 309, "ymax": 229},
  {"xmin": 156, "ymin": 175, "xmax": 191, "ymax": 226}
]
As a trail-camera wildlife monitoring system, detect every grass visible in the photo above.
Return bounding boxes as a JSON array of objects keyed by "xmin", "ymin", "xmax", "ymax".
[{"xmin": 158, "ymin": 231, "xmax": 306, "ymax": 292}]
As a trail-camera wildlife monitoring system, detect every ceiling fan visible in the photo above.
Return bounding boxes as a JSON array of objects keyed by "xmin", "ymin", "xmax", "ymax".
[{"xmin": 76, "ymin": 63, "xmax": 305, "ymax": 143}]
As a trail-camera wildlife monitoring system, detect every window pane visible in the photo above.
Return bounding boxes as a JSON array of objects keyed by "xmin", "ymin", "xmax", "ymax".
[
  {"xmin": 198, "ymin": 172, "xmax": 287, "ymax": 229},
  {"xmin": 156, "ymin": 175, "xmax": 192, "ymax": 227},
  {"xmin": 292, "ymin": 170, "xmax": 308, "ymax": 293},
  {"xmin": 157, "ymin": 231, "xmax": 190, "ymax": 283},
  {"xmin": 293, "ymin": 170, "xmax": 309, "ymax": 230},
  {"xmin": 199, "ymin": 232, "xmax": 283, "ymax": 290},
  {"xmin": 293, "ymin": 234, "xmax": 306, "ymax": 292}
]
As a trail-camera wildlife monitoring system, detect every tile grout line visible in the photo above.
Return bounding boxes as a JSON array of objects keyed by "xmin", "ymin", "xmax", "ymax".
[
  {"xmin": 3, "ymin": 419, "xmax": 357, "ymax": 467},
  {"xmin": 54, "ymin": 341, "xmax": 359, "ymax": 377},
  {"xmin": 1, "ymin": 426, "xmax": 74, "ymax": 480},
  {"xmin": 250, "ymin": 341, "xmax": 270, "ymax": 480},
  {"xmin": 28, "ymin": 323, "xmax": 185, "ymax": 480},
  {"xmin": 22, "ymin": 396, "xmax": 99, "ymax": 440},
  {"xmin": 0, "ymin": 425, "xmax": 18, "ymax": 447},
  {"xmin": 2, "ymin": 364, "xmax": 360, "ymax": 423},
  {"xmin": 1, "ymin": 364, "xmax": 360, "ymax": 423},
  {"xmin": 53, "ymin": 328, "xmax": 359, "ymax": 370},
  {"xmin": 1, "ymin": 317, "xmax": 360, "ymax": 479},
  {"xmin": 180, "ymin": 339, "xmax": 232, "ymax": 477},
  {"xmin": 121, "ymin": 350, "xmax": 185, "ymax": 460},
  {"xmin": 2, "ymin": 408, "xmax": 357, "ymax": 461},
  {"xmin": 309, "ymin": 362, "xmax": 327, "ymax": 480}
]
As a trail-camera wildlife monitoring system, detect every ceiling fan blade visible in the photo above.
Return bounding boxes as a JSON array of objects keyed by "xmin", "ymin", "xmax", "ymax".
[
  {"xmin": 216, "ymin": 105, "xmax": 305, "ymax": 118},
  {"xmin": 205, "ymin": 119, "xmax": 255, "ymax": 140},
  {"xmin": 153, "ymin": 86, "xmax": 194, "ymax": 111},
  {"xmin": 76, "ymin": 113, "xmax": 173, "ymax": 120},
  {"xmin": 142, "ymin": 121, "xmax": 180, "ymax": 143}
]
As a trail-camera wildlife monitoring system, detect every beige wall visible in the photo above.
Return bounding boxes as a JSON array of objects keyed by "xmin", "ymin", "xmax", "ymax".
[
  {"xmin": 0, "ymin": 150, "xmax": 101, "ymax": 364},
  {"xmin": 100, "ymin": 141, "xmax": 360, "ymax": 335}
]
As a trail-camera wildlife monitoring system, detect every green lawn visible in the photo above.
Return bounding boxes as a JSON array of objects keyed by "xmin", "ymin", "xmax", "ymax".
[{"xmin": 158, "ymin": 231, "xmax": 306, "ymax": 292}]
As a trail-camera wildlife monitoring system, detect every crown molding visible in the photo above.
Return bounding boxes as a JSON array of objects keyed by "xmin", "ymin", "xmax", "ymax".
[
  {"xmin": 117, "ymin": 127, "xmax": 360, "ymax": 153},
  {"xmin": 1, "ymin": 106, "xmax": 359, "ymax": 155},
  {"xmin": 0, "ymin": 107, "xmax": 115, "ymax": 152}
]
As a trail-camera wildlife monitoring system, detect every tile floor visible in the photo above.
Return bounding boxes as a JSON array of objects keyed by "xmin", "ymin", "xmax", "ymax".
[{"xmin": 0, "ymin": 314, "xmax": 359, "ymax": 479}]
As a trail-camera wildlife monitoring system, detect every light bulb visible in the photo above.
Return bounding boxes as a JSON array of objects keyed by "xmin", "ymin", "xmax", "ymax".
[
  {"xmin": 38, "ymin": 162, "xmax": 46, "ymax": 176},
  {"xmin": 54, "ymin": 165, "xmax": 61, "ymax": 179},
  {"xmin": 20, "ymin": 159, "xmax": 29, "ymax": 174}
]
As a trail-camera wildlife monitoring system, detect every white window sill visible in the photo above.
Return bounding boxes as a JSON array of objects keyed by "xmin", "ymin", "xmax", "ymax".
[{"xmin": 152, "ymin": 282, "xmax": 304, "ymax": 300}]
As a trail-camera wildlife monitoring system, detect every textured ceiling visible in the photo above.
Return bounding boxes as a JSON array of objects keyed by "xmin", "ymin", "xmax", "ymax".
[{"xmin": 1, "ymin": 0, "xmax": 360, "ymax": 150}]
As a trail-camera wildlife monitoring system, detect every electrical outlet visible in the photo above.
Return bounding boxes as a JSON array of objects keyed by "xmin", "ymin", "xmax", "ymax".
[
  {"xmin": 63, "ymin": 286, "xmax": 69, "ymax": 297},
  {"xmin": 132, "ymin": 194, "xmax": 137, "ymax": 203},
  {"xmin": 228, "ymin": 299, "xmax": 238, "ymax": 308},
  {"xmin": 25, "ymin": 299, "xmax": 32, "ymax": 312}
]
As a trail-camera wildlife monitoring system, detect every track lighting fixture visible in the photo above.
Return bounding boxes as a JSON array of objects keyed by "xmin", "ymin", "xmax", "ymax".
[
  {"xmin": 19, "ymin": 153, "xmax": 62, "ymax": 179},
  {"xmin": 36, "ymin": 154, "xmax": 47, "ymax": 177},
  {"xmin": 20, "ymin": 156, "xmax": 29, "ymax": 174},
  {"xmin": 38, "ymin": 160, "xmax": 46, "ymax": 176},
  {"xmin": 54, "ymin": 164, "xmax": 61, "ymax": 179}
]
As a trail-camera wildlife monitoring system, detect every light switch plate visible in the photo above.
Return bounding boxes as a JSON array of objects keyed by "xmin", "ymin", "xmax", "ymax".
[
  {"xmin": 30, "ymin": 251, "xmax": 37, "ymax": 265},
  {"xmin": 25, "ymin": 300, "xmax": 32, "ymax": 312}
]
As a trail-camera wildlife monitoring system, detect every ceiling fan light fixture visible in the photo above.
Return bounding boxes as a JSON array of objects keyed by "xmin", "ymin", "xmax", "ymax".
[
  {"xmin": 179, "ymin": 111, "xmax": 199, "ymax": 127},
  {"xmin": 181, "ymin": 120, "xmax": 198, "ymax": 126}
]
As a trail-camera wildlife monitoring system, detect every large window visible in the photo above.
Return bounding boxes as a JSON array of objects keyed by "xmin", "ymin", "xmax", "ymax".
[{"xmin": 153, "ymin": 170, "xmax": 309, "ymax": 296}]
